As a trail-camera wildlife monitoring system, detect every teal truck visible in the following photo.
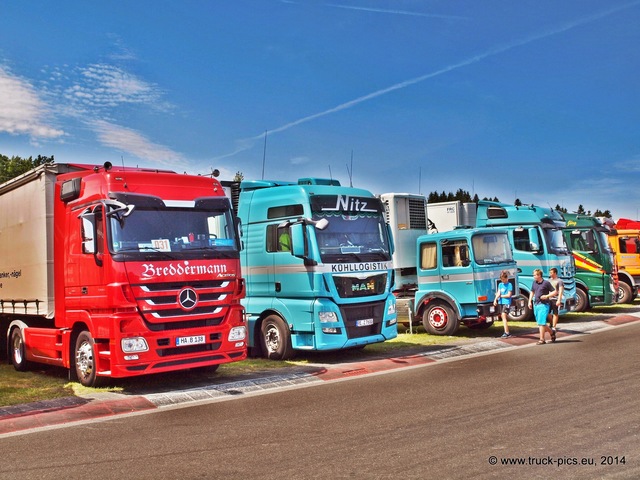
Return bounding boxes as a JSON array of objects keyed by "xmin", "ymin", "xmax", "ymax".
[
  {"xmin": 228, "ymin": 178, "xmax": 397, "ymax": 359},
  {"xmin": 475, "ymin": 201, "xmax": 576, "ymax": 321},
  {"xmin": 562, "ymin": 213, "xmax": 616, "ymax": 311},
  {"xmin": 380, "ymin": 193, "xmax": 524, "ymax": 335},
  {"xmin": 412, "ymin": 228, "xmax": 525, "ymax": 335}
]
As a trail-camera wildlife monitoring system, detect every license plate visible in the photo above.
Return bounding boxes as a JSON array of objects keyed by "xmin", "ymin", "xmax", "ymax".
[
  {"xmin": 176, "ymin": 335, "xmax": 206, "ymax": 346},
  {"xmin": 356, "ymin": 318, "xmax": 374, "ymax": 327}
]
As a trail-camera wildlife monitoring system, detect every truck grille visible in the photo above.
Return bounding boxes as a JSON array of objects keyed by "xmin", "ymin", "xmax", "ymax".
[
  {"xmin": 130, "ymin": 280, "xmax": 234, "ymax": 332},
  {"xmin": 333, "ymin": 273, "xmax": 387, "ymax": 298},
  {"xmin": 338, "ymin": 301, "xmax": 384, "ymax": 339}
]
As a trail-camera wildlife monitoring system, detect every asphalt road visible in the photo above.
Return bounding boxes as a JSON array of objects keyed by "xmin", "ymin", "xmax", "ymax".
[{"xmin": 1, "ymin": 322, "xmax": 638, "ymax": 480}]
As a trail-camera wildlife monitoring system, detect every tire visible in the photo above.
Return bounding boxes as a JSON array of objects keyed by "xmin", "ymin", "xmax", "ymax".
[
  {"xmin": 508, "ymin": 299, "xmax": 532, "ymax": 322},
  {"xmin": 574, "ymin": 288, "xmax": 589, "ymax": 312},
  {"xmin": 260, "ymin": 315, "xmax": 294, "ymax": 360},
  {"xmin": 422, "ymin": 303, "xmax": 459, "ymax": 336},
  {"xmin": 10, "ymin": 328, "xmax": 30, "ymax": 372},
  {"xmin": 615, "ymin": 282, "xmax": 633, "ymax": 304},
  {"xmin": 74, "ymin": 331, "xmax": 103, "ymax": 387}
]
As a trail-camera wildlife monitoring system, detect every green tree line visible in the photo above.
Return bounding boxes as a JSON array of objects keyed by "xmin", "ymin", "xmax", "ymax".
[
  {"xmin": 428, "ymin": 188, "xmax": 612, "ymax": 218},
  {"xmin": 0, "ymin": 154, "xmax": 55, "ymax": 184}
]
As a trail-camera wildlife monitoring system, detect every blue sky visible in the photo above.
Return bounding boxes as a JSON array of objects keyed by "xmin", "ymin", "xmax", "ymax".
[{"xmin": 1, "ymin": 1, "xmax": 639, "ymax": 219}]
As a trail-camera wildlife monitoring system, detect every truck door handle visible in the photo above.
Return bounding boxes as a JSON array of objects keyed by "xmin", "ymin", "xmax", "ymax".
[{"xmin": 441, "ymin": 275, "xmax": 449, "ymax": 280}]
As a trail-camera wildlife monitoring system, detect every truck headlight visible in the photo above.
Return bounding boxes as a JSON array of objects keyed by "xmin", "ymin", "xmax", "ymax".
[
  {"xmin": 319, "ymin": 311, "xmax": 338, "ymax": 323},
  {"xmin": 228, "ymin": 326, "xmax": 246, "ymax": 342},
  {"xmin": 121, "ymin": 337, "xmax": 149, "ymax": 353}
]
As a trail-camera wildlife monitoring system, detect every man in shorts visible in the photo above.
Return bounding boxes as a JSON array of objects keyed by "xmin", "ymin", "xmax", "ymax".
[
  {"xmin": 548, "ymin": 267, "xmax": 564, "ymax": 333},
  {"xmin": 528, "ymin": 268, "xmax": 556, "ymax": 344}
]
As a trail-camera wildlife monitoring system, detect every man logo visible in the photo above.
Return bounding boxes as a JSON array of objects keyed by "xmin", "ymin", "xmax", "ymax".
[{"xmin": 178, "ymin": 288, "xmax": 198, "ymax": 311}]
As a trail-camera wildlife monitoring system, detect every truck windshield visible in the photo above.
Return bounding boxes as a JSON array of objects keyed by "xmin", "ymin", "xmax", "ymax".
[
  {"xmin": 544, "ymin": 228, "xmax": 570, "ymax": 255},
  {"xmin": 314, "ymin": 215, "xmax": 392, "ymax": 263},
  {"xmin": 472, "ymin": 233, "xmax": 514, "ymax": 265},
  {"xmin": 597, "ymin": 231, "xmax": 613, "ymax": 254},
  {"xmin": 568, "ymin": 229, "xmax": 598, "ymax": 252},
  {"xmin": 309, "ymin": 194, "xmax": 391, "ymax": 263},
  {"xmin": 108, "ymin": 198, "xmax": 238, "ymax": 260}
]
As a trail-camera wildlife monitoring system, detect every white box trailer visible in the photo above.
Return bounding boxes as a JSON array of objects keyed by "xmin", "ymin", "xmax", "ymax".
[
  {"xmin": 426, "ymin": 200, "xmax": 477, "ymax": 233},
  {"xmin": 0, "ymin": 165, "xmax": 61, "ymax": 318},
  {"xmin": 380, "ymin": 193, "xmax": 428, "ymax": 290}
]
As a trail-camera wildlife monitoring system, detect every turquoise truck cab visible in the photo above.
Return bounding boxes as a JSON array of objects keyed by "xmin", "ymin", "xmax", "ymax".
[
  {"xmin": 413, "ymin": 227, "xmax": 525, "ymax": 335},
  {"xmin": 562, "ymin": 213, "xmax": 616, "ymax": 311},
  {"xmin": 475, "ymin": 201, "xmax": 576, "ymax": 320},
  {"xmin": 232, "ymin": 178, "xmax": 397, "ymax": 359}
]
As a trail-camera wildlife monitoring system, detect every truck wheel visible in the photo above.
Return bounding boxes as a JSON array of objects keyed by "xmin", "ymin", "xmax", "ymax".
[
  {"xmin": 615, "ymin": 282, "xmax": 633, "ymax": 304},
  {"xmin": 574, "ymin": 288, "xmax": 589, "ymax": 312},
  {"xmin": 74, "ymin": 331, "xmax": 103, "ymax": 387},
  {"xmin": 508, "ymin": 301, "xmax": 532, "ymax": 322},
  {"xmin": 260, "ymin": 315, "xmax": 294, "ymax": 360},
  {"xmin": 10, "ymin": 328, "xmax": 30, "ymax": 372},
  {"xmin": 422, "ymin": 303, "xmax": 459, "ymax": 336}
]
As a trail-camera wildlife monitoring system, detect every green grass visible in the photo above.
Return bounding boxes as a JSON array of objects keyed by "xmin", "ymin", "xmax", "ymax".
[
  {"xmin": 0, "ymin": 365, "xmax": 74, "ymax": 407},
  {"xmin": 1, "ymin": 302, "xmax": 636, "ymax": 407}
]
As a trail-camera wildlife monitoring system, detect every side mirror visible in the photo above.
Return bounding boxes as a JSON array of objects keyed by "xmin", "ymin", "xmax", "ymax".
[
  {"xmin": 311, "ymin": 218, "xmax": 329, "ymax": 230},
  {"xmin": 79, "ymin": 209, "xmax": 103, "ymax": 266},
  {"xmin": 80, "ymin": 213, "xmax": 96, "ymax": 254},
  {"xmin": 290, "ymin": 223, "xmax": 307, "ymax": 259},
  {"xmin": 236, "ymin": 217, "xmax": 243, "ymax": 251}
]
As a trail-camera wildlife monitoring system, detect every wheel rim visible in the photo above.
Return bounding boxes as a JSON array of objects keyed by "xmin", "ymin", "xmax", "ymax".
[
  {"xmin": 264, "ymin": 324, "xmax": 280, "ymax": 353},
  {"xmin": 428, "ymin": 307, "xmax": 448, "ymax": 329},
  {"xmin": 12, "ymin": 332, "xmax": 24, "ymax": 365},
  {"xmin": 76, "ymin": 340, "xmax": 94, "ymax": 380}
]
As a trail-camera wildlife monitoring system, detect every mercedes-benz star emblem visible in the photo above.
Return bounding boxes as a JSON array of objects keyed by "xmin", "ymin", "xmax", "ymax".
[{"xmin": 178, "ymin": 288, "xmax": 198, "ymax": 311}]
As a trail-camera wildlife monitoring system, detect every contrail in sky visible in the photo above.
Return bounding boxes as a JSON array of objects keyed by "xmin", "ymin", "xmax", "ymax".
[
  {"xmin": 213, "ymin": 1, "xmax": 639, "ymax": 161},
  {"xmin": 324, "ymin": 3, "xmax": 469, "ymax": 20}
]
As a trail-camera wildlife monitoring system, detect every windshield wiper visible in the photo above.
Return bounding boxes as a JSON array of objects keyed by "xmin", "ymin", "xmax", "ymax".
[{"xmin": 138, "ymin": 246, "xmax": 176, "ymax": 260}]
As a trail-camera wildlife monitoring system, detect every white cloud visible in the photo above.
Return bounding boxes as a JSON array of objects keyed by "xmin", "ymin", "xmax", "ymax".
[
  {"xmin": 613, "ymin": 155, "xmax": 640, "ymax": 172},
  {"xmin": 0, "ymin": 66, "xmax": 65, "ymax": 139},
  {"xmin": 290, "ymin": 156, "xmax": 310, "ymax": 165},
  {"xmin": 88, "ymin": 119, "xmax": 185, "ymax": 166},
  {"xmin": 63, "ymin": 64, "xmax": 169, "ymax": 111}
]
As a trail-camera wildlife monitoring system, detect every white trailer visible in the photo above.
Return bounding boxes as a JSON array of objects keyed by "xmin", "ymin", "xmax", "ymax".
[
  {"xmin": 0, "ymin": 165, "xmax": 63, "ymax": 318},
  {"xmin": 380, "ymin": 193, "xmax": 428, "ymax": 291},
  {"xmin": 426, "ymin": 200, "xmax": 477, "ymax": 233}
]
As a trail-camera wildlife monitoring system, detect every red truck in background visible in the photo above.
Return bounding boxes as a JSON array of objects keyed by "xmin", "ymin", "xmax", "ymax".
[{"xmin": 0, "ymin": 162, "xmax": 246, "ymax": 386}]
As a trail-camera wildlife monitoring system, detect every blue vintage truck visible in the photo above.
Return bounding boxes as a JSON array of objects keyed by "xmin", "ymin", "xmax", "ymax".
[
  {"xmin": 413, "ymin": 228, "xmax": 525, "ymax": 335},
  {"xmin": 228, "ymin": 178, "xmax": 397, "ymax": 359}
]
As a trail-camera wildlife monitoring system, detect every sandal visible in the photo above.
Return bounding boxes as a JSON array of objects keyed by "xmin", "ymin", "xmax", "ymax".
[
  {"xmin": 537, "ymin": 340, "xmax": 546, "ymax": 345},
  {"xmin": 551, "ymin": 331, "xmax": 557, "ymax": 343}
]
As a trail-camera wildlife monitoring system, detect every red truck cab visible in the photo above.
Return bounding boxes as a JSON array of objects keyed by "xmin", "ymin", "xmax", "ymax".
[{"xmin": 2, "ymin": 163, "xmax": 246, "ymax": 386}]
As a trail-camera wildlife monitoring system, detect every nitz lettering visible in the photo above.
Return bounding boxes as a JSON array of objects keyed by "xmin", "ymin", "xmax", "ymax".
[{"xmin": 324, "ymin": 195, "xmax": 377, "ymax": 213}]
